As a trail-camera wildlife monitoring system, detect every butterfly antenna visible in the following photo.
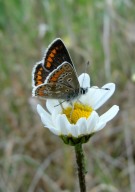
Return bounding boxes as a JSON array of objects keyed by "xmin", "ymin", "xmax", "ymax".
[
  {"xmin": 54, "ymin": 100, "xmax": 66, "ymax": 108},
  {"xmin": 91, "ymin": 86, "xmax": 110, "ymax": 91}
]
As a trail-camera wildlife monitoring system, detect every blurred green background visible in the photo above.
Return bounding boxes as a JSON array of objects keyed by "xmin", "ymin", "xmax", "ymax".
[{"xmin": 0, "ymin": 0, "xmax": 135, "ymax": 192}]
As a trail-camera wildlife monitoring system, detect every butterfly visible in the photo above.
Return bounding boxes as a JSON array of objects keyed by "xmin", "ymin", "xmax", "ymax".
[{"xmin": 32, "ymin": 38, "xmax": 88, "ymax": 101}]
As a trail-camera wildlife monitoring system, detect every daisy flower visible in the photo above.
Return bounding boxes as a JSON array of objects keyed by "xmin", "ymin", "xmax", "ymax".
[{"xmin": 37, "ymin": 73, "xmax": 119, "ymax": 145}]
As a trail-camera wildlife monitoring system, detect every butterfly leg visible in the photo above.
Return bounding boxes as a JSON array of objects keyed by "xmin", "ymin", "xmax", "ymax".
[
  {"xmin": 54, "ymin": 100, "xmax": 65, "ymax": 109},
  {"xmin": 76, "ymin": 96, "xmax": 83, "ymax": 104},
  {"xmin": 77, "ymin": 99, "xmax": 82, "ymax": 104},
  {"xmin": 59, "ymin": 101, "xmax": 64, "ymax": 110},
  {"xmin": 69, "ymin": 101, "xmax": 74, "ymax": 122}
]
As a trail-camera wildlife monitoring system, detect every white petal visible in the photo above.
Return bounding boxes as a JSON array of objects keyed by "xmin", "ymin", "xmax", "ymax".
[
  {"xmin": 44, "ymin": 124, "xmax": 60, "ymax": 135},
  {"xmin": 55, "ymin": 114, "xmax": 70, "ymax": 135},
  {"xmin": 78, "ymin": 73, "xmax": 90, "ymax": 88},
  {"xmin": 76, "ymin": 118, "xmax": 87, "ymax": 135},
  {"xmin": 87, "ymin": 111, "xmax": 99, "ymax": 133},
  {"xmin": 46, "ymin": 99, "xmax": 62, "ymax": 113},
  {"xmin": 94, "ymin": 122, "xmax": 106, "ymax": 132},
  {"xmin": 37, "ymin": 105, "xmax": 60, "ymax": 135},
  {"xmin": 99, "ymin": 105, "xmax": 119, "ymax": 123},
  {"xmin": 37, "ymin": 104, "xmax": 53, "ymax": 126},
  {"xmin": 68, "ymin": 124, "xmax": 79, "ymax": 137},
  {"xmin": 51, "ymin": 108, "xmax": 62, "ymax": 126},
  {"xmin": 40, "ymin": 113, "xmax": 55, "ymax": 129},
  {"xmin": 92, "ymin": 83, "xmax": 116, "ymax": 110},
  {"xmin": 62, "ymin": 101, "xmax": 71, "ymax": 109},
  {"xmin": 79, "ymin": 86, "xmax": 99, "ymax": 106},
  {"xmin": 94, "ymin": 105, "xmax": 119, "ymax": 132}
]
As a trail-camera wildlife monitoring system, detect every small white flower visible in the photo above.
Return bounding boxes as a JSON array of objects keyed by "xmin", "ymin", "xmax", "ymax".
[{"xmin": 37, "ymin": 73, "xmax": 119, "ymax": 144}]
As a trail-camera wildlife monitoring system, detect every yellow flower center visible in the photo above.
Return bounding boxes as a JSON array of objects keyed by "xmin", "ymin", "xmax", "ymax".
[{"xmin": 62, "ymin": 102, "xmax": 93, "ymax": 124}]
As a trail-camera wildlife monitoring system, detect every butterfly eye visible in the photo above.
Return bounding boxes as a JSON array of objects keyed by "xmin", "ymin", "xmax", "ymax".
[
  {"xmin": 65, "ymin": 89, "xmax": 69, "ymax": 92},
  {"xmin": 80, "ymin": 88, "xmax": 88, "ymax": 94}
]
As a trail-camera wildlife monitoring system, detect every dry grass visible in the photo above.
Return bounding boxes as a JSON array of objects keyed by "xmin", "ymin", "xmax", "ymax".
[{"xmin": 0, "ymin": 1, "xmax": 135, "ymax": 191}]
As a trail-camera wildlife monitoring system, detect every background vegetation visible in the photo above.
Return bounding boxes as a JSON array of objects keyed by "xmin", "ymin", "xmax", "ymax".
[{"xmin": 0, "ymin": 0, "xmax": 135, "ymax": 191}]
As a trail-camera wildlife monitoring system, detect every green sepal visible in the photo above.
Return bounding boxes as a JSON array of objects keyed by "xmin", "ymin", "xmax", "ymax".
[{"xmin": 60, "ymin": 133, "xmax": 95, "ymax": 146}]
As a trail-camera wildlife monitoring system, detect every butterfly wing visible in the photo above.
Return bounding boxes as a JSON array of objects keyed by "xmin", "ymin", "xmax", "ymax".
[
  {"xmin": 43, "ymin": 38, "xmax": 74, "ymax": 71},
  {"xmin": 32, "ymin": 61, "xmax": 48, "ymax": 87},
  {"xmin": 32, "ymin": 83, "xmax": 74, "ymax": 100},
  {"xmin": 32, "ymin": 38, "xmax": 75, "ymax": 87},
  {"xmin": 33, "ymin": 62, "xmax": 80, "ymax": 100}
]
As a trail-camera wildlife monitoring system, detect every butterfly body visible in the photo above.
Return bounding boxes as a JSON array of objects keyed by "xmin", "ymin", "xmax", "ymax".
[{"xmin": 32, "ymin": 38, "xmax": 87, "ymax": 101}]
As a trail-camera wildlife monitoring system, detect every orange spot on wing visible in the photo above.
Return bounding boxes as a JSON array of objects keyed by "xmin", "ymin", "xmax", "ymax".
[
  {"xmin": 47, "ymin": 57, "xmax": 53, "ymax": 62},
  {"xmin": 50, "ymin": 68, "xmax": 65, "ymax": 82},
  {"xmin": 46, "ymin": 62, "xmax": 51, "ymax": 68},
  {"xmin": 36, "ymin": 67, "xmax": 43, "ymax": 75},
  {"xmin": 38, "ymin": 87, "xmax": 46, "ymax": 96},
  {"xmin": 37, "ymin": 71, "xmax": 42, "ymax": 75},
  {"xmin": 50, "ymin": 53, "xmax": 54, "ymax": 57},
  {"xmin": 38, "ymin": 92, "xmax": 44, "ymax": 96},
  {"xmin": 50, "ymin": 77, "xmax": 57, "ymax": 82},
  {"xmin": 37, "ymin": 76, "xmax": 42, "ymax": 80},
  {"xmin": 37, "ymin": 81, "xmax": 43, "ymax": 85},
  {"xmin": 52, "ymin": 49, "xmax": 56, "ymax": 54}
]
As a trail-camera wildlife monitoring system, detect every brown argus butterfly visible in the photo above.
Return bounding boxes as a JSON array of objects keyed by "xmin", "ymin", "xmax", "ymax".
[{"xmin": 32, "ymin": 38, "xmax": 88, "ymax": 101}]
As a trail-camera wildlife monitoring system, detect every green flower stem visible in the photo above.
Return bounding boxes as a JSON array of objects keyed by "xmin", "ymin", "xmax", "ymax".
[{"xmin": 75, "ymin": 143, "xmax": 86, "ymax": 192}]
